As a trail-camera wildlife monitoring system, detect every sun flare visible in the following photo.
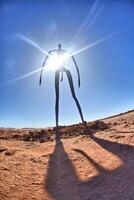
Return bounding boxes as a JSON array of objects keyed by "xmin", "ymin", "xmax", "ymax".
[{"xmin": 47, "ymin": 52, "xmax": 70, "ymax": 70}]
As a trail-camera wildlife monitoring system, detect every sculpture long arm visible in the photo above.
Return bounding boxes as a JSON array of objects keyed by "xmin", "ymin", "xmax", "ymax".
[
  {"xmin": 71, "ymin": 55, "xmax": 80, "ymax": 87},
  {"xmin": 39, "ymin": 50, "xmax": 56, "ymax": 86}
]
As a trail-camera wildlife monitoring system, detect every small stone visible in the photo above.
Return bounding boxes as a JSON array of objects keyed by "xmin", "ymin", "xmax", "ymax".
[
  {"xmin": 0, "ymin": 147, "xmax": 7, "ymax": 153},
  {"xmin": 23, "ymin": 134, "xmax": 31, "ymax": 141},
  {"xmin": 5, "ymin": 149, "xmax": 16, "ymax": 156},
  {"xmin": 39, "ymin": 137, "xmax": 45, "ymax": 143}
]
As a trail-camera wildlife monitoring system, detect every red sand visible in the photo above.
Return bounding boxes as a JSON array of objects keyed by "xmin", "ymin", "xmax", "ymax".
[{"xmin": 0, "ymin": 110, "xmax": 134, "ymax": 200}]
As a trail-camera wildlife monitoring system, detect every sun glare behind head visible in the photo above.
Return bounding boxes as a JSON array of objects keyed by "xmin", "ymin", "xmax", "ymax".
[{"xmin": 47, "ymin": 52, "xmax": 70, "ymax": 70}]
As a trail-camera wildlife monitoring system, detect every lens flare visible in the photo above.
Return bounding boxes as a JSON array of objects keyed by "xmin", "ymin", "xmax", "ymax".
[
  {"xmin": 4, "ymin": 67, "xmax": 42, "ymax": 85},
  {"xmin": 46, "ymin": 52, "xmax": 70, "ymax": 70},
  {"xmin": 71, "ymin": 30, "xmax": 122, "ymax": 57},
  {"xmin": 6, "ymin": 28, "xmax": 125, "ymax": 85},
  {"xmin": 17, "ymin": 33, "xmax": 51, "ymax": 57},
  {"xmin": 47, "ymin": 54, "xmax": 64, "ymax": 70}
]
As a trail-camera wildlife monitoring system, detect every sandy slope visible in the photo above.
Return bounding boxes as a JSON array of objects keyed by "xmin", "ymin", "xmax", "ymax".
[{"xmin": 0, "ymin": 110, "xmax": 134, "ymax": 200}]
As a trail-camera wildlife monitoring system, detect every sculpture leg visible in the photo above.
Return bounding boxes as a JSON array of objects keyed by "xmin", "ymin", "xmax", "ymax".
[
  {"xmin": 55, "ymin": 70, "xmax": 61, "ymax": 142},
  {"xmin": 55, "ymin": 70, "xmax": 60, "ymax": 127},
  {"xmin": 65, "ymin": 69, "xmax": 85, "ymax": 123}
]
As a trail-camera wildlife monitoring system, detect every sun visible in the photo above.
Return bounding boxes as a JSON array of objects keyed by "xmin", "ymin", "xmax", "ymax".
[
  {"xmin": 47, "ymin": 52, "xmax": 70, "ymax": 70},
  {"xmin": 48, "ymin": 54, "xmax": 64, "ymax": 70}
]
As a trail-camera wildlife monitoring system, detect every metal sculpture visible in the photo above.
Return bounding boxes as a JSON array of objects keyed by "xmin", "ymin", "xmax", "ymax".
[{"xmin": 39, "ymin": 44, "xmax": 85, "ymax": 137}]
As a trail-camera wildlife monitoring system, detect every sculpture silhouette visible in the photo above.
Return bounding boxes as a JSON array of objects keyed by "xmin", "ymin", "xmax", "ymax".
[{"xmin": 39, "ymin": 44, "xmax": 85, "ymax": 135}]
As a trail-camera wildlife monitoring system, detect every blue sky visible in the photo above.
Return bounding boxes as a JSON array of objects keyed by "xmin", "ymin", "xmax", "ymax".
[{"xmin": 0, "ymin": 0, "xmax": 134, "ymax": 128}]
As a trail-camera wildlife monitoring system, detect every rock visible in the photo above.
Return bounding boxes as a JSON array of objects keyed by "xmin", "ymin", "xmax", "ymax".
[
  {"xmin": 41, "ymin": 129, "xmax": 47, "ymax": 134},
  {"xmin": 0, "ymin": 147, "xmax": 7, "ymax": 153},
  {"xmin": 124, "ymin": 124, "xmax": 128, "ymax": 127},
  {"xmin": 40, "ymin": 135, "xmax": 51, "ymax": 143},
  {"xmin": 39, "ymin": 137, "xmax": 45, "ymax": 143},
  {"xmin": 5, "ymin": 149, "xmax": 16, "ymax": 156},
  {"xmin": 31, "ymin": 132, "xmax": 40, "ymax": 141},
  {"xmin": 30, "ymin": 156, "xmax": 41, "ymax": 163},
  {"xmin": 87, "ymin": 120, "xmax": 108, "ymax": 131},
  {"xmin": 23, "ymin": 134, "xmax": 31, "ymax": 141}
]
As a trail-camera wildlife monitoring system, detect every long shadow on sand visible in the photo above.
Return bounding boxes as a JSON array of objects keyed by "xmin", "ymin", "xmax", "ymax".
[{"xmin": 45, "ymin": 134, "xmax": 134, "ymax": 200}]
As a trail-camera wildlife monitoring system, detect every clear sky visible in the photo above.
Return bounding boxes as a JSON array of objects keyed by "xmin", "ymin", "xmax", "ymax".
[{"xmin": 0, "ymin": 0, "xmax": 134, "ymax": 128}]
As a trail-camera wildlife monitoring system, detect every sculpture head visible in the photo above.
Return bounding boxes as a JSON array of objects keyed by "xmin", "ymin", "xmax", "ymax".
[{"xmin": 58, "ymin": 44, "xmax": 61, "ymax": 50}]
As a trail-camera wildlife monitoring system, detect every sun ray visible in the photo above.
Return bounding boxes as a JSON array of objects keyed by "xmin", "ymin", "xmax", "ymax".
[
  {"xmin": 71, "ymin": 30, "xmax": 122, "ymax": 57},
  {"xmin": 69, "ymin": 0, "xmax": 107, "ymax": 52},
  {"xmin": 5, "ymin": 28, "xmax": 126, "ymax": 85},
  {"xmin": 69, "ymin": 0, "xmax": 99, "ymax": 50},
  {"xmin": 4, "ymin": 53, "xmax": 71, "ymax": 85},
  {"xmin": 17, "ymin": 34, "xmax": 51, "ymax": 57},
  {"xmin": 5, "ymin": 67, "xmax": 42, "ymax": 85},
  {"xmin": 73, "ymin": 2, "xmax": 107, "ymax": 50}
]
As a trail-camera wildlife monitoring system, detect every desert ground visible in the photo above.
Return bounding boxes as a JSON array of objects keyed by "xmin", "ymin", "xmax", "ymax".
[{"xmin": 0, "ymin": 110, "xmax": 134, "ymax": 200}]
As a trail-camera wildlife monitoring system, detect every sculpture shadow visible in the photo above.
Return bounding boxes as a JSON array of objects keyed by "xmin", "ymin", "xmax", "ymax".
[{"xmin": 45, "ymin": 134, "xmax": 134, "ymax": 200}]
